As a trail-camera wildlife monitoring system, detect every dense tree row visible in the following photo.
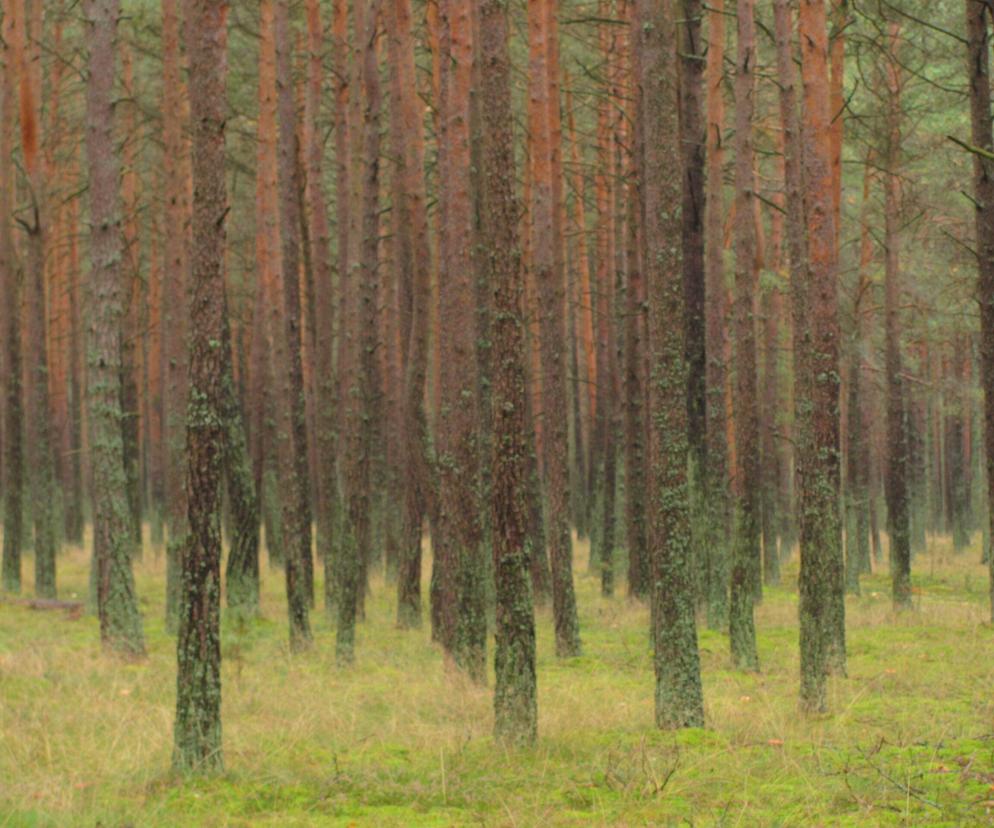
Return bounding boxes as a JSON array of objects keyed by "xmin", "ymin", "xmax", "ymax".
[{"xmin": 0, "ymin": 0, "xmax": 992, "ymax": 771}]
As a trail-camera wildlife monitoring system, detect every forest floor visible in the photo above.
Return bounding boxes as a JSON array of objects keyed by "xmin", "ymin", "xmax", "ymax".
[{"xmin": 2, "ymin": 532, "xmax": 994, "ymax": 826}]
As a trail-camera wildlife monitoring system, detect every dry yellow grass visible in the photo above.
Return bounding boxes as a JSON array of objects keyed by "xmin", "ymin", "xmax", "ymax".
[{"xmin": 2, "ymin": 529, "xmax": 994, "ymax": 825}]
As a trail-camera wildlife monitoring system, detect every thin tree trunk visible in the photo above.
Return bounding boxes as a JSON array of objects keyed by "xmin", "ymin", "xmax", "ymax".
[
  {"xmin": 161, "ymin": 0, "xmax": 191, "ymax": 630},
  {"xmin": 529, "ymin": 0, "xmax": 581, "ymax": 656},
  {"xmin": 274, "ymin": 0, "xmax": 313, "ymax": 649},
  {"xmin": 704, "ymin": 0, "xmax": 729, "ymax": 629},
  {"xmin": 729, "ymin": 0, "xmax": 760, "ymax": 672},
  {"xmin": 883, "ymin": 20, "xmax": 911, "ymax": 609},
  {"xmin": 15, "ymin": 0, "xmax": 57, "ymax": 598},
  {"xmin": 1, "ymin": 4, "xmax": 23, "ymax": 594}
]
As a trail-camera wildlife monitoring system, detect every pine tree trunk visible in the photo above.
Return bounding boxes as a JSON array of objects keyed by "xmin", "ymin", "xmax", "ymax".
[
  {"xmin": 435, "ymin": 0, "xmax": 487, "ymax": 678},
  {"xmin": 386, "ymin": 0, "xmax": 436, "ymax": 630},
  {"xmin": 728, "ymin": 0, "xmax": 761, "ymax": 672},
  {"xmin": 528, "ymin": 0, "xmax": 581, "ymax": 656},
  {"xmin": 161, "ymin": 0, "xmax": 191, "ymax": 630},
  {"xmin": 704, "ymin": 0, "xmax": 729, "ymax": 629},
  {"xmin": 883, "ymin": 20, "xmax": 911, "ymax": 609},
  {"xmin": 481, "ymin": 0, "xmax": 538, "ymax": 744},
  {"xmin": 274, "ymin": 0, "xmax": 313, "ymax": 648},
  {"xmin": 1, "ymin": 9, "xmax": 23, "ymax": 594},
  {"xmin": 14, "ymin": 0, "xmax": 57, "ymax": 598},
  {"xmin": 795, "ymin": 0, "xmax": 845, "ymax": 712},
  {"xmin": 638, "ymin": 0, "xmax": 704, "ymax": 729},
  {"xmin": 83, "ymin": 0, "xmax": 146, "ymax": 658},
  {"xmin": 174, "ymin": 0, "xmax": 229, "ymax": 773}
]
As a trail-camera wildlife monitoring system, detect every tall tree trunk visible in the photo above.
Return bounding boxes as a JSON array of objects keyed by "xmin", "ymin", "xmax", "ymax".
[
  {"xmin": 637, "ymin": 0, "xmax": 704, "ymax": 729},
  {"xmin": 883, "ymin": 20, "xmax": 911, "ymax": 609},
  {"xmin": 435, "ymin": 0, "xmax": 487, "ymax": 677},
  {"xmin": 729, "ymin": 0, "xmax": 760, "ymax": 672},
  {"xmin": 174, "ymin": 0, "xmax": 229, "ymax": 773},
  {"xmin": 304, "ymin": 0, "xmax": 341, "ymax": 621},
  {"xmin": 83, "ymin": 0, "xmax": 145, "ymax": 657},
  {"xmin": 795, "ymin": 0, "xmax": 844, "ymax": 712},
  {"xmin": 680, "ymin": 0, "xmax": 707, "ymax": 605},
  {"xmin": 704, "ymin": 0, "xmax": 729, "ymax": 629},
  {"xmin": 528, "ymin": 0, "xmax": 581, "ymax": 656},
  {"xmin": 975, "ymin": 0, "xmax": 994, "ymax": 606},
  {"xmin": 1, "ymin": 4, "xmax": 23, "ymax": 594},
  {"xmin": 161, "ymin": 0, "xmax": 191, "ymax": 629},
  {"xmin": 481, "ymin": 0, "xmax": 538, "ymax": 745},
  {"xmin": 624, "ymin": 0, "xmax": 649, "ymax": 602},
  {"xmin": 339, "ymin": 0, "xmax": 382, "ymax": 663},
  {"xmin": 387, "ymin": 0, "xmax": 436, "ymax": 629},
  {"xmin": 15, "ymin": 0, "xmax": 57, "ymax": 598},
  {"xmin": 274, "ymin": 0, "xmax": 313, "ymax": 649}
]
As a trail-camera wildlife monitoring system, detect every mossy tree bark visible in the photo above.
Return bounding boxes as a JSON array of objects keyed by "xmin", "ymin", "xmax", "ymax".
[
  {"xmin": 795, "ymin": 0, "xmax": 845, "ymax": 712},
  {"xmin": 435, "ymin": 0, "xmax": 487, "ymax": 679},
  {"xmin": 481, "ymin": 0, "xmax": 538, "ymax": 744},
  {"xmin": 173, "ymin": 0, "xmax": 229, "ymax": 774},
  {"xmin": 636, "ymin": 0, "xmax": 705, "ymax": 729},
  {"xmin": 83, "ymin": 0, "xmax": 146, "ymax": 658}
]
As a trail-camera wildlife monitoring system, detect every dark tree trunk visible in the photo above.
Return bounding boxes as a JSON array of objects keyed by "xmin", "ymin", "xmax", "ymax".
[
  {"xmin": 480, "ymin": 0, "xmax": 538, "ymax": 744},
  {"xmin": 882, "ymin": 20, "xmax": 911, "ymax": 609},
  {"xmin": 637, "ymin": 0, "xmax": 704, "ymax": 729},
  {"xmin": 680, "ymin": 0, "xmax": 707, "ymax": 603},
  {"xmin": 174, "ymin": 0, "xmax": 229, "ymax": 773}
]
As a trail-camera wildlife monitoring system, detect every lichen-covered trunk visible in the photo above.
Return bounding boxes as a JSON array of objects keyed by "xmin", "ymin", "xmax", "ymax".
[
  {"xmin": 795, "ymin": 0, "xmax": 844, "ymax": 712},
  {"xmin": 174, "ymin": 0, "xmax": 229, "ymax": 773},
  {"xmin": 435, "ymin": 0, "xmax": 487, "ymax": 678},
  {"xmin": 481, "ymin": 0, "xmax": 538, "ymax": 744},
  {"xmin": 637, "ymin": 0, "xmax": 704, "ymax": 729},
  {"xmin": 83, "ymin": 0, "xmax": 146, "ymax": 658}
]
